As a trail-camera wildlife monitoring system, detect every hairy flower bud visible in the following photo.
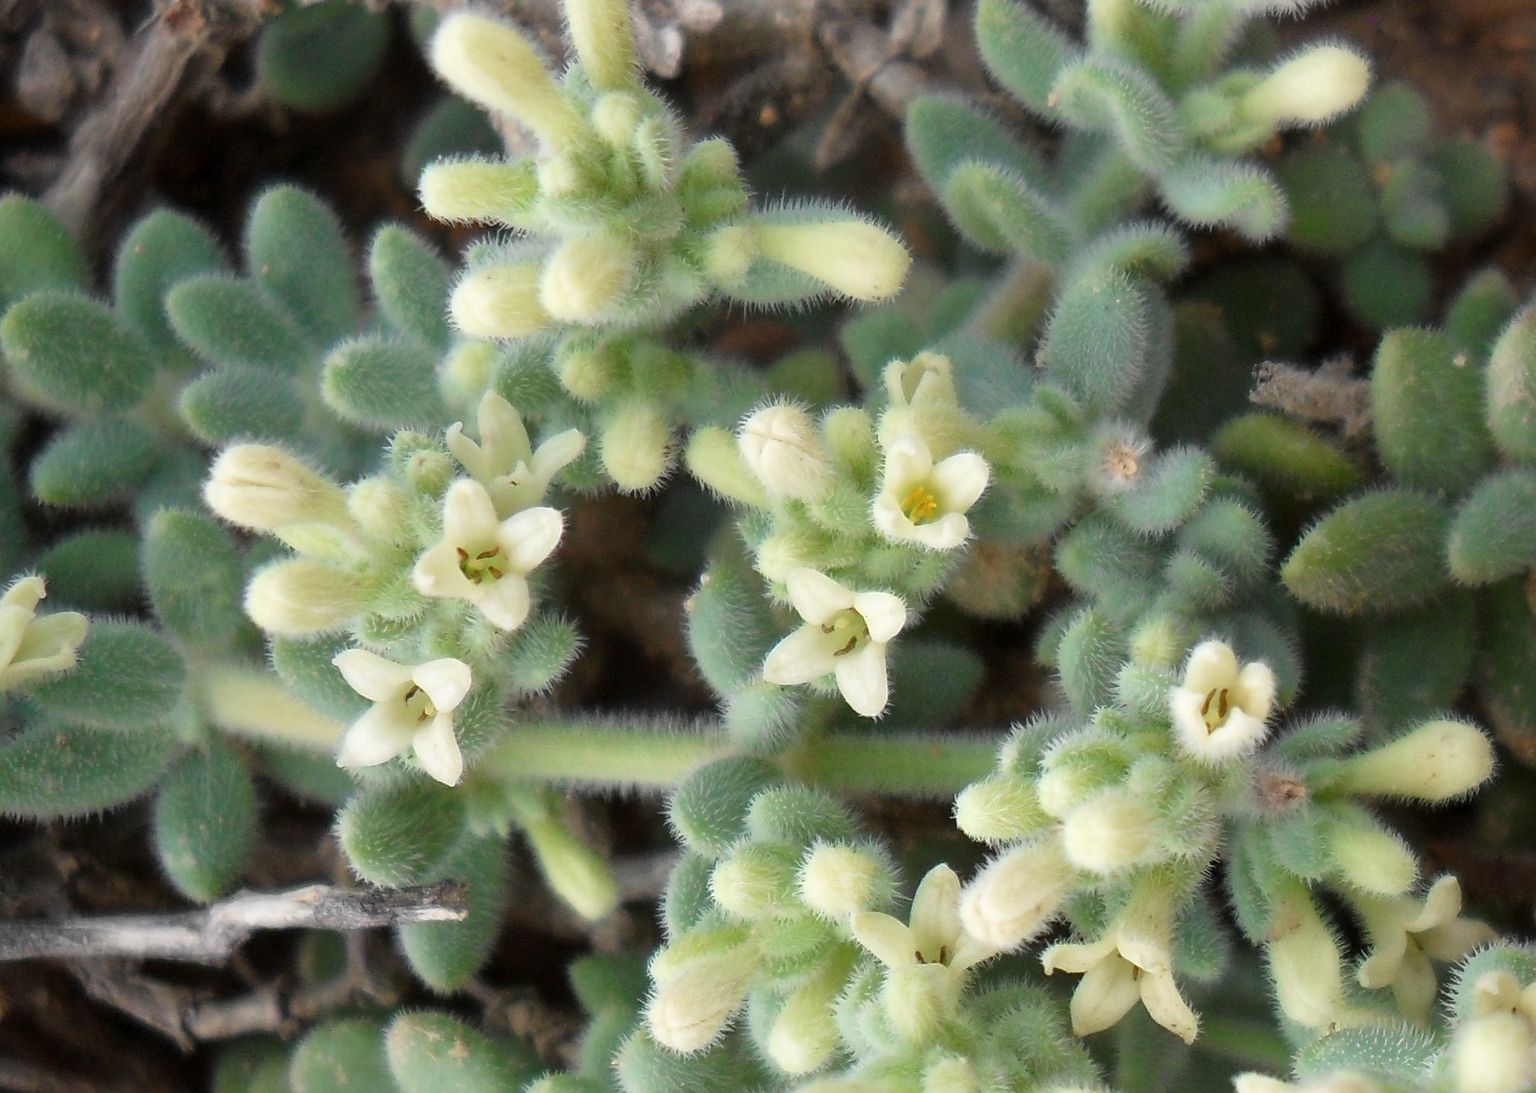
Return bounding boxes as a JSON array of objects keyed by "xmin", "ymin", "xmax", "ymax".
[
  {"xmin": 737, "ymin": 404, "xmax": 831, "ymax": 501},
  {"xmin": 754, "ymin": 219, "xmax": 910, "ymax": 302},
  {"xmin": 204, "ymin": 444, "xmax": 350, "ymax": 534},
  {"xmin": 450, "ymin": 265, "xmax": 551, "ymax": 339},
  {"xmin": 1243, "ymin": 46, "xmax": 1371, "ymax": 128}
]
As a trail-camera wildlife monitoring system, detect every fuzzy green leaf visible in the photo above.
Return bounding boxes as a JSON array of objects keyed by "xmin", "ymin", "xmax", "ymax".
[
  {"xmin": 322, "ymin": 338, "xmax": 447, "ymax": 430},
  {"xmin": 1341, "ymin": 240, "xmax": 1432, "ymax": 330},
  {"xmin": 0, "ymin": 722, "xmax": 179, "ymax": 820},
  {"xmin": 941, "ymin": 162, "xmax": 1073, "ymax": 261},
  {"xmin": 27, "ymin": 621, "xmax": 187, "ymax": 729},
  {"xmin": 667, "ymin": 756, "xmax": 781, "ymax": 858},
  {"xmin": 1161, "ymin": 155, "xmax": 1286, "ymax": 242},
  {"xmin": 30, "ymin": 420, "xmax": 161, "ymax": 507},
  {"xmin": 974, "ymin": 0, "xmax": 1077, "ymax": 117},
  {"xmin": 1051, "ymin": 59, "xmax": 1183, "ymax": 173},
  {"xmin": 1, "ymin": 292, "xmax": 157, "ymax": 415},
  {"xmin": 34, "ymin": 528, "xmax": 143, "ymax": 612},
  {"xmin": 154, "ymin": 740, "xmax": 258, "ymax": 902},
  {"xmin": 337, "ymin": 779, "xmax": 467, "ymax": 887},
  {"xmin": 166, "ymin": 274, "xmax": 312, "ymax": 372},
  {"xmin": 1371, "ymin": 328, "xmax": 1494, "ymax": 495},
  {"xmin": 0, "ymin": 195, "xmax": 87, "ymax": 309},
  {"xmin": 143, "ymin": 509, "xmax": 245, "ymax": 646},
  {"xmin": 1276, "ymin": 145, "xmax": 1377, "ymax": 254},
  {"xmin": 369, "ymin": 225, "xmax": 451, "ymax": 348},
  {"xmin": 398, "ymin": 833, "xmax": 509, "ymax": 992},
  {"xmin": 179, "ymin": 365, "xmax": 306, "ymax": 445},
  {"xmin": 1038, "ymin": 268, "xmax": 1153, "ymax": 417},
  {"xmin": 906, "ymin": 95, "xmax": 1050, "ymax": 194},
  {"xmin": 1429, "ymin": 137, "xmax": 1508, "ymax": 240},
  {"xmin": 289, "ymin": 1015, "xmax": 394, "ymax": 1093},
  {"xmin": 246, "ymin": 186, "xmax": 360, "ymax": 345},
  {"xmin": 1212, "ymin": 412, "xmax": 1361, "ymax": 503},
  {"xmin": 1448, "ymin": 468, "xmax": 1536, "ymax": 585},
  {"xmin": 113, "ymin": 209, "xmax": 226, "ymax": 351},
  {"xmin": 386, "ymin": 1012, "xmax": 540, "ymax": 1092},
  {"xmin": 1486, "ymin": 301, "xmax": 1536, "ymax": 465},
  {"xmin": 256, "ymin": 1, "xmax": 390, "ymax": 114},
  {"xmin": 1281, "ymin": 489, "xmax": 1450, "ymax": 615}
]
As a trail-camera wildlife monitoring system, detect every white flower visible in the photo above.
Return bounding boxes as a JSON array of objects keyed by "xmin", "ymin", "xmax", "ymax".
[
  {"xmin": 851, "ymin": 864, "xmax": 997, "ymax": 1041},
  {"xmin": 445, "ymin": 390, "xmax": 585, "ymax": 517},
  {"xmin": 0, "ymin": 575, "xmax": 87, "ymax": 693},
  {"xmin": 333, "ymin": 649, "xmax": 472, "ymax": 786},
  {"xmin": 1353, "ymin": 875, "xmax": 1495, "ymax": 1023},
  {"xmin": 1168, "ymin": 640, "xmax": 1276, "ymax": 764},
  {"xmin": 1042, "ymin": 907, "xmax": 1199, "ymax": 1044},
  {"xmin": 413, "ymin": 479, "xmax": 563, "ymax": 631},
  {"xmin": 761, "ymin": 568, "xmax": 906, "ymax": 718},
  {"xmin": 871, "ymin": 434, "xmax": 989, "ymax": 550}
]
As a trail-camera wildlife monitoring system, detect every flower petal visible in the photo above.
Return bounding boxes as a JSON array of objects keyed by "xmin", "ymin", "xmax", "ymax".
[
  {"xmin": 1235, "ymin": 660, "xmax": 1277, "ymax": 722},
  {"xmin": 1042, "ymin": 938, "xmax": 1117, "ymax": 975},
  {"xmin": 475, "ymin": 574, "xmax": 532, "ymax": 631},
  {"xmin": 1070, "ymin": 955, "xmax": 1140, "ymax": 1036},
  {"xmin": 785, "ymin": 568, "xmax": 855, "ymax": 625},
  {"xmin": 910, "ymin": 865, "xmax": 962, "ymax": 962},
  {"xmin": 531, "ymin": 428, "xmax": 586, "ymax": 481},
  {"xmin": 762, "ymin": 625, "xmax": 839, "ymax": 686},
  {"xmin": 835, "ymin": 640, "xmax": 890, "ymax": 718},
  {"xmin": 413, "ymin": 542, "xmax": 476, "ymax": 599},
  {"xmin": 0, "ymin": 575, "xmax": 46, "ymax": 613},
  {"xmin": 413, "ymin": 658, "xmax": 472, "ymax": 712},
  {"xmin": 1419, "ymin": 918, "xmax": 1496, "ymax": 964},
  {"xmin": 499, "ymin": 506, "xmax": 563, "ymax": 574},
  {"xmin": 850, "ymin": 910, "xmax": 916, "ymax": 968},
  {"xmin": 336, "ymin": 702, "xmax": 417, "ymax": 768},
  {"xmin": 442, "ymin": 478, "xmax": 500, "ymax": 543},
  {"xmin": 853, "ymin": 592, "xmax": 907, "ymax": 644},
  {"xmin": 414, "ymin": 712, "xmax": 464, "ymax": 786},
  {"xmin": 478, "ymin": 391, "xmax": 533, "ymax": 472},
  {"xmin": 906, "ymin": 513, "xmax": 971, "ymax": 551},
  {"xmin": 444, "ymin": 422, "xmax": 487, "ymax": 481},
  {"xmin": 1139, "ymin": 968, "xmax": 1199, "ymax": 1044},
  {"xmin": 1183, "ymin": 640, "xmax": 1238, "ymax": 693},
  {"xmin": 10, "ymin": 611, "xmax": 88, "ymax": 671},
  {"xmin": 880, "ymin": 434, "xmax": 933, "ymax": 494},
  {"xmin": 929, "ymin": 451, "xmax": 990, "ymax": 512},
  {"xmin": 333, "ymin": 649, "xmax": 413, "ymax": 703},
  {"xmin": 1407, "ymin": 876, "xmax": 1461, "ymax": 933}
]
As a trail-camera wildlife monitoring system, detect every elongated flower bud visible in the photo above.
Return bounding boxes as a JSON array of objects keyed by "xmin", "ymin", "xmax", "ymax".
[
  {"xmin": 1335, "ymin": 719, "xmax": 1494, "ymax": 803},
  {"xmin": 960, "ymin": 838, "xmax": 1072, "ymax": 949},
  {"xmin": 430, "ymin": 12, "xmax": 584, "ymax": 146},
  {"xmin": 204, "ymin": 445, "xmax": 350, "ymax": 533},
  {"xmin": 754, "ymin": 219, "xmax": 910, "ymax": 302},
  {"xmin": 450, "ymin": 265, "xmax": 551, "ymax": 339},
  {"xmin": 1242, "ymin": 46, "xmax": 1371, "ymax": 128}
]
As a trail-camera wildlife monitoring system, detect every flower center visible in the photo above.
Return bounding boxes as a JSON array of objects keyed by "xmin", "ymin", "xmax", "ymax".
[
  {"xmin": 456, "ymin": 545, "xmax": 506, "ymax": 584},
  {"xmin": 1199, "ymin": 687, "xmax": 1232, "ymax": 732},
  {"xmin": 900, "ymin": 485, "xmax": 940, "ymax": 525},
  {"xmin": 915, "ymin": 944, "xmax": 951, "ymax": 966},
  {"xmin": 402, "ymin": 684, "xmax": 438, "ymax": 724},
  {"xmin": 820, "ymin": 610, "xmax": 868, "ymax": 657}
]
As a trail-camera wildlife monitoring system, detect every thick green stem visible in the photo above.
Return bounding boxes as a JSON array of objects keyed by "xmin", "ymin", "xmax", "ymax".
[{"xmin": 482, "ymin": 719, "xmax": 999, "ymax": 798}]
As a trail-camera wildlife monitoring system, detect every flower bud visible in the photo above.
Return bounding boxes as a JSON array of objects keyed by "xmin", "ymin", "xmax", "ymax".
[
  {"xmin": 767, "ymin": 964, "xmax": 845, "ymax": 1075},
  {"xmin": 430, "ymin": 12, "xmax": 583, "ymax": 146},
  {"xmin": 1267, "ymin": 890, "xmax": 1344, "ymax": 1028},
  {"xmin": 590, "ymin": 92, "xmax": 643, "ymax": 145},
  {"xmin": 754, "ymin": 532, "xmax": 821, "ymax": 584},
  {"xmin": 1242, "ymin": 46, "xmax": 1371, "ymax": 128},
  {"xmin": 347, "ymin": 476, "xmax": 412, "ymax": 542},
  {"xmin": 1328, "ymin": 821, "xmax": 1417, "ymax": 896},
  {"xmin": 702, "ymin": 224, "xmax": 757, "ymax": 286},
  {"xmin": 539, "ymin": 236, "xmax": 634, "ymax": 322},
  {"xmin": 600, "ymin": 399, "xmax": 672, "ymax": 492},
  {"xmin": 418, "ymin": 159, "xmax": 538, "ymax": 224},
  {"xmin": 925, "ymin": 1057, "xmax": 981, "ymax": 1093},
  {"xmin": 440, "ymin": 342, "xmax": 498, "ymax": 409},
  {"xmin": 685, "ymin": 426, "xmax": 769, "ymax": 508},
  {"xmin": 1452, "ymin": 1012, "xmax": 1535, "ymax": 1093},
  {"xmin": 522, "ymin": 815, "xmax": 620, "ymax": 921},
  {"xmin": 450, "ymin": 265, "xmax": 551, "ymax": 339},
  {"xmin": 754, "ymin": 219, "xmax": 910, "ymax": 302},
  {"xmin": 646, "ymin": 949, "xmax": 756, "ymax": 1053},
  {"xmin": 565, "ymin": 0, "xmax": 636, "ymax": 93},
  {"xmin": 1061, "ymin": 790, "xmax": 1156, "ymax": 875},
  {"xmin": 244, "ymin": 559, "xmax": 370, "ymax": 635},
  {"xmin": 1336, "ymin": 719, "xmax": 1495, "ymax": 803},
  {"xmin": 954, "ymin": 776, "xmax": 1050, "ymax": 844},
  {"xmin": 204, "ymin": 444, "xmax": 350, "ymax": 533},
  {"xmin": 709, "ymin": 844, "xmax": 798, "ymax": 920},
  {"xmin": 557, "ymin": 345, "xmax": 620, "ymax": 403},
  {"xmin": 884, "ymin": 963, "xmax": 955, "ymax": 1042},
  {"xmin": 737, "ymin": 403, "xmax": 831, "ymax": 501},
  {"xmin": 798, "ymin": 843, "xmax": 883, "ymax": 919},
  {"xmin": 960, "ymin": 839, "xmax": 1072, "ymax": 950}
]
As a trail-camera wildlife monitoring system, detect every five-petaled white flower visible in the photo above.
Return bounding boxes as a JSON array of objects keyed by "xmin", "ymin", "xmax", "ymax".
[
  {"xmin": 851, "ymin": 864, "xmax": 997, "ymax": 1040},
  {"xmin": 871, "ymin": 434, "xmax": 989, "ymax": 551},
  {"xmin": 413, "ymin": 478, "xmax": 563, "ymax": 631},
  {"xmin": 333, "ymin": 649, "xmax": 472, "ymax": 786},
  {"xmin": 0, "ymin": 575, "xmax": 87, "ymax": 694},
  {"xmin": 446, "ymin": 390, "xmax": 585, "ymax": 517},
  {"xmin": 1042, "ymin": 911, "xmax": 1199, "ymax": 1044},
  {"xmin": 1168, "ymin": 640, "xmax": 1276, "ymax": 764},
  {"xmin": 1354, "ymin": 875, "xmax": 1495, "ymax": 1023},
  {"xmin": 761, "ymin": 568, "xmax": 906, "ymax": 718}
]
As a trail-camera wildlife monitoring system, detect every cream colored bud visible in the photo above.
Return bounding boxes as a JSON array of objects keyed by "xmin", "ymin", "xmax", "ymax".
[
  {"xmin": 539, "ymin": 236, "xmax": 634, "ymax": 322},
  {"xmin": 685, "ymin": 427, "xmax": 769, "ymax": 508},
  {"xmin": 590, "ymin": 91, "xmax": 643, "ymax": 145},
  {"xmin": 347, "ymin": 476, "xmax": 411, "ymax": 542},
  {"xmin": 954, "ymin": 776, "xmax": 1050, "ymax": 844},
  {"xmin": 703, "ymin": 224, "xmax": 757, "ymax": 286},
  {"xmin": 709, "ymin": 846, "xmax": 796, "ymax": 920},
  {"xmin": 647, "ymin": 950, "xmax": 756, "ymax": 1054},
  {"xmin": 1267, "ymin": 891, "xmax": 1344, "ymax": 1028},
  {"xmin": 680, "ymin": 138, "xmax": 741, "ymax": 191},
  {"xmin": 244, "ymin": 559, "xmax": 369, "ymax": 635},
  {"xmin": 522, "ymin": 816, "xmax": 619, "ymax": 921},
  {"xmin": 599, "ymin": 399, "xmax": 672, "ymax": 492},
  {"xmin": 1242, "ymin": 46, "xmax": 1371, "ymax": 128},
  {"xmin": 1336, "ymin": 719, "xmax": 1495, "ymax": 803},
  {"xmin": 430, "ymin": 12, "xmax": 583, "ymax": 145},
  {"xmin": 737, "ymin": 403, "xmax": 832, "ymax": 500},
  {"xmin": 754, "ymin": 532, "xmax": 820, "ymax": 584},
  {"xmin": 960, "ymin": 839, "xmax": 1073, "ymax": 950},
  {"xmin": 1452, "ymin": 1012, "xmax": 1536, "ymax": 1093},
  {"xmin": 1061, "ymin": 791, "xmax": 1156, "ymax": 876},
  {"xmin": 754, "ymin": 219, "xmax": 910, "ymax": 302},
  {"xmin": 884, "ymin": 963, "xmax": 955, "ymax": 1043},
  {"xmin": 565, "ymin": 0, "xmax": 637, "ymax": 93},
  {"xmin": 767, "ymin": 966, "xmax": 844, "ymax": 1075},
  {"xmin": 418, "ymin": 159, "xmax": 538, "ymax": 224},
  {"xmin": 557, "ymin": 346, "xmax": 620, "ymax": 403},
  {"xmin": 1329, "ymin": 822, "xmax": 1417, "ymax": 896},
  {"xmin": 798, "ymin": 844, "xmax": 881, "ymax": 919},
  {"xmin": 204, "ymin": 444, "xmax": 350, "ymax": 533},
  {"xmin": 451, "ymin": 265, "xmax": 551, "ymax": 339},
  {"xmin": 924, "ymin": 1057, "xmax": 981, "ymax": 1093},
  {"xmin": 440, "ymin": 342, "xmax": 499, "ymax": 410}
]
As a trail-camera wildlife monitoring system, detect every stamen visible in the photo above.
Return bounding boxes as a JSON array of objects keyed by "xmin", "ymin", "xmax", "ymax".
[
  {"xmin": 832, "ymin": 635, "xmax": 858, "ymax": 657},
  {"xmin": 900, "ymin": 485, "xmax": 940, "ymax": 525}
]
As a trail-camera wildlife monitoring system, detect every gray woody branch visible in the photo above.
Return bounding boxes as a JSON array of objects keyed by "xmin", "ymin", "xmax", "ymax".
[{"xmin": 0, "ymin": 881, "xmax": 468, "ymax": 964}]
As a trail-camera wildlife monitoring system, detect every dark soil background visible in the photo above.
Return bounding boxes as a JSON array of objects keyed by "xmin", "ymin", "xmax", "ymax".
[{"xmin": 0, "ymin": 0, "xmax": 1533, "ymax": 1089}]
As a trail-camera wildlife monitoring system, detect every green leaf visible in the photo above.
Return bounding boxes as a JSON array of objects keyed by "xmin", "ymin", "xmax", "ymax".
[
  {"xmin": 1281, "ymin": 489, "xmax": 1450, "ymax": 615},
  {"xmin": 256, "ymin": 742, "xmax": 355, "ymax": 807},
  {"xmin": 113, "ymin": 208, "xmax": 226, "ymax": 352},
  {"xmin": 400, "ymin": 95, "xmax": 503, "ymax": 189},
  {"xmin": 1357, "ymin": 592, "xmax": 1475, "ymax": 734},
  {"xmin": 369, "ymin": 225, "xmax": 451, "ymax": 348},
  {"xmin": 975, "ymin": 0, "xmax": 1078, "ymax": 117},
  {"xmin": 246, "ymin": 186, "xmax": 360, "ymax": 344},
  {"xmin": 0, "ymin": 722, "xmax": 179, "ymax": 820},
  {"xmin": 289, "ymin": 1015, "xmax": 394, "ymax": 1093},
  {"xmin": 322, "ymin": 338, "xmax": 447, "ymax": 430},
  {"xmin": 1371, "ymin": 328, "xmax": 1495, "ymax": 495},
  {"xmin": 1487, "ymin": 301, "xmax": 1536, "ymax": 466},
  {"xmin": 1380, "ymin": 160, "xmax": 1449, "ymax": 250},
  {"xmin": 1429, "ymin": 136, "xmax": 1508, "ymax": 240},
  {"xmin": 337, "ymin": 779, "xmax": 467, "ymax": 887},
  {"xmin": 685, "ymin": 551, "xmax": 777, "ymax": 697},
  {"xmin": 1275, "ymin": 145, "xmax": 1377, "ymax": 254},
  {"xmin": 1187, "ymin": 256, "xmax": 1318, "ymax": 361},
  {"xmin": 212, "ymin": 1038, "xmax": 291, "ymax": 1093},
  {"xmin": 0, "ymin": 194, "xmax": 87, "ymax": 309},
  {"xmin": 30, "ymin": 419, "xmax": 161, "ymax": 507},
  {"xmin": 905, "ymin": 94, "xmax": 1050, "ymax": 194},
  {"xmin": 256, "ymin": 1, "xmax": 390, "ymax": 113},
  {"xmin": 270, "ymin": 633, "xmax": 367, "ymax": 721},
  {"xmin": 1448, "ymin": 468, "xmax": 1536, "ymax": 585},
  {"xmin": 179, "ymin": 366, "xmax": 306, "ymax": 445},
  {"xmin": 154, "ymin": 740, "xmax": 258, "ymax": 902},
  {"xmin": 386, "ymin": 1012, "xmax": 540, "ymax": 1092},
  {"xmin": 1354, "ymin": 82, "xmax": 1432, "ymax": 163},
  {"xmin": 143, "ymin": 509, "xmax": 246, "ymax": 646},
  {"xmin": 1160, "ymin": 155, "xmax": 1286, "ymax": 242},
  {"xmin": 1, "ymin": 292, "xmax": 157, "ymax": 415},
  {"xmin": 1057, "ymin": 606, "xmax": 1126, "ymax": 714},
  {"xmin": 1341, "ymin": 240, "xmax": 1432, "ymax": 331},
  {"xmin": 1106, "ymin": 446, "xmax": 1214, "ymax": 533},
  {"xmin": 27, "ymin": 621, "xmax": 187, "ymax": 729},
  {"xmin": 940, "ymin": 162, "xmax": 1073, "ymax": 261},
  {"xmin": 1447, "ymin": 268, "xmax": 1518, "ymax": 359},
  {"xmin": 1212, "ymin": 412, "xmax": 1361, "ymax": 503},
  {"xmin": 397, "ymin": 833, "xmax": 509, "ymax": 992},
  {"xmin": 880, "ymin": 639, "xmax": 985, "ymax": 731},
  {"xmin": 166, "ymin": 273, "xmax": 312, "ymax": 372},
  {"xmin": 35, "ymin": 528, "xmax": 143, "ymax": 612},
  {"xmin": 1038, "ymin": 268, "xmax": 1153, "ymax": 417},
  {"xmin": 1051, "ymin": 59, "xmax": 1183, "ymax": 173},
  {"xmin": 667, "ymin": 756, "xmax": 781, "ymax": 858}
]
